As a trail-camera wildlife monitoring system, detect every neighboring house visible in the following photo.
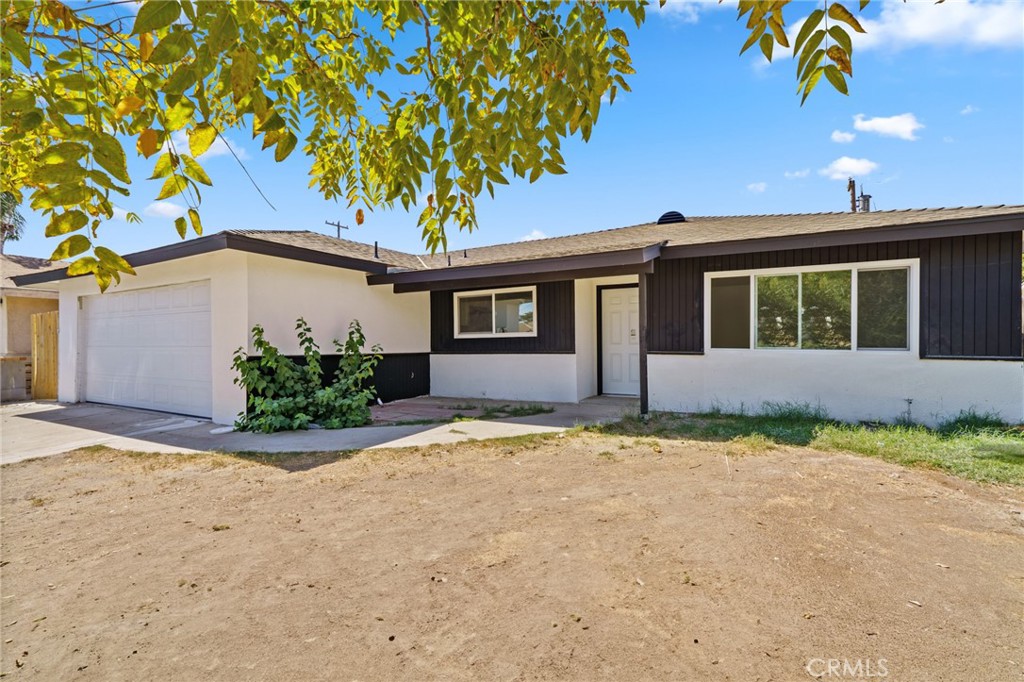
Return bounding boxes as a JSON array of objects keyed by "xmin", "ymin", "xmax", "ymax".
[
  {"xmin": 1, "ymin": 254, "xmax": 63, "ymax": 401},
  {"xmin": 13, "ymin": 205, "xmax": 1023, "ymax": 427}
]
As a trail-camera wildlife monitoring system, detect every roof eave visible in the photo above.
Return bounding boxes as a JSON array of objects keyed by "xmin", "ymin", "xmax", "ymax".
[
  {"xmin": 660, "ymin": 213, "xmax": 1024, "ymax": 259},
  {"xmin": 367, "ymin": 243, "xmax": 664, "ymax": 292},
  {"xmin": 11, "ymin": 231, "xmax": 393, "ymax": 287}
]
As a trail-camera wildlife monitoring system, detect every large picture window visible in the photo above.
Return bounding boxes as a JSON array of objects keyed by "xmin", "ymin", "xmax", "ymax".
[
  {"xmin": 709, "ymin": 261, "xmax": 911, "ymax": 352},
  {"xmin": 454, "ymin": 286, "xmax": 536, "ymax": 338}
]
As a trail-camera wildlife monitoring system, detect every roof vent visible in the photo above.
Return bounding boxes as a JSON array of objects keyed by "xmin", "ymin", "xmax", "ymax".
[{"xmin": 656, "ymin": 210, "xmax": 686, "ymax": 225}]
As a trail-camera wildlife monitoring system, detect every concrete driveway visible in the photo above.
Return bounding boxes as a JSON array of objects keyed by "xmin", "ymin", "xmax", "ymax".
[{"xmin": 1, "ymin": 397, "xmax": 637, "ymax": 465}]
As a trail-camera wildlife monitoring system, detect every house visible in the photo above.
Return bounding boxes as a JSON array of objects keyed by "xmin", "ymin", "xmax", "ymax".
[
  {"xmin": 13, "ymin": 205, "xmax": 1023, "ymax": 427},
  {"xmin": 1, "ymin": 254, "xmax": 63, "ymax": 401}
]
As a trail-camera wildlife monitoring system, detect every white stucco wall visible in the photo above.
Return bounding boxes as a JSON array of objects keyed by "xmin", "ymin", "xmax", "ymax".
[
  {"xmin": 53, "ymin": 250, "xmax": 250, "ymax": 424},
  {"xmin": 573, "ymin": 275, "xmax": 639, "ymax": 402},
  {"xmin": 245, "ymin": 254, "xmax": 429, "ymax": 355},
  {"xmin": 649, "ymin": 352, "xmax": 1024, "ymax": 427},
  {"xmin": 430, "ymin": 354, "xmax": 579, "ymax": 403},
  {"xmin": 48, "ymin": 249, "xmax": 428, "ymax": 425}
]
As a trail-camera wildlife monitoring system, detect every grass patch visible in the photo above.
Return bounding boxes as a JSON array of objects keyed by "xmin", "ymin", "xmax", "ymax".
[
  {"xmin": 812, "ymin": 425, "xmax": 1024, "ymax": 485},
  {"xmin": 592, "ymin": 403, "xmax": 1023, "ymax": 485},
  {"xmin": 593, "ymin": 404, "xmax": 830, "ymax": 447}
]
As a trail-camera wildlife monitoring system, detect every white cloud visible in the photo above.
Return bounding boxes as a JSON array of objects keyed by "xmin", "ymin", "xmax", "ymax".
[
  {"xmin": 960, "ymin": 104, "xmax": 979, "ymax": 115},
  {"xmin": 853, "ymin": 113, "xmax": 924, "ymax": 141},
  {"xmin": 943, "ymin": 136, "xmax": 956, "ymax": 144},
  {"xmin": 853, "ymin": 0, "xmax": 1024, "ymax": 51},
  {"xmin": 784, "ymin": 169, "xmax": 810, "ymax": 179},
  {"xmin": 651, "ymin": 0, "xmax": 727, "ymax": 23},
  {"xmin": 162, "ymin": 130, "xmax": 248, "ymax": 160},
  {"xmin": 519, "ymin": 229, "xmax": 548, "ymax": 242},
  {"xmin": 144, "ymin": 201, "xmax": 187, "ymax": 219},
  {"xmin": 831, "ymin": 130, "xmax": 856, "ymax": 144},
  {"xmin": 819, "ymin": 157, "xmax": 879, "ymax": 180},
  {"xmin": 788, "ymin": 0, "xmax": 1023, "ymax": 54},
  {"xmin": 746, "ymin": 182, "xmax": 767, "ymax": 193}
]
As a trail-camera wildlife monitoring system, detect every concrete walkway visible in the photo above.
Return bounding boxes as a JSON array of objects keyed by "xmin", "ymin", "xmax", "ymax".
[{"xmin": 1, "ymin": 397, "xmax": 638, "ymax": 465}]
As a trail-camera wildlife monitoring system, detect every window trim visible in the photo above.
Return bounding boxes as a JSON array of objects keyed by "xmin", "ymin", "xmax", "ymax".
[
  {"xmin": 453, "ymin": 285, "xmax": 538, "ymax": 339},
  {"xmin": 704, "ymin": 258, "xmax": 918, "ymax": 354}
]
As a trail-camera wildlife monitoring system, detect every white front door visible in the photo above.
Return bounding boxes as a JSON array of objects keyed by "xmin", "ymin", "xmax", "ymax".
[
  {"xmin": 80, "ymin": 281, "xmax": 213, "ymax": 418},
  {"xmin": 601, "ymin": 286, "xmax": 640, "ymax": 396}
]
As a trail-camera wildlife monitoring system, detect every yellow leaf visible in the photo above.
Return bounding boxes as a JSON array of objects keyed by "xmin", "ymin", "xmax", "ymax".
[
  {"xmin": 826, "ymin": 44, "xmax": 852, "ymax": 76},
  {"xmin": 138, "ymin": 128, "xmax": 159, "ymax": 158},
  {"xmin": 115, "ymin": 95, "xmax": 144, "ymax": 119},
  {"xmin": 139, "ymin": 32, "xmax": 154, "ymax": 61}
]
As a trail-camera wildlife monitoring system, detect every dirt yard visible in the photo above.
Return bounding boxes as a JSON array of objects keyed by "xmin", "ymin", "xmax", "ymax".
[{"xmin": 2, "ymin": 434, "xmax": 1022, "ymax": 681}]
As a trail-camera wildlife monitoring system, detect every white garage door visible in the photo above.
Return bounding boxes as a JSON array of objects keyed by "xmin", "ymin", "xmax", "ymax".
[{"xmin": 81, "ymin": 281, "xmax": 212, "ymax": 418}]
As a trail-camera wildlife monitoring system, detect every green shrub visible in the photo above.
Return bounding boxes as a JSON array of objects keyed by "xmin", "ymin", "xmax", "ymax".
[{"xmin": 231, "ymin": 318, "xmax": 382, "ymax": 433}]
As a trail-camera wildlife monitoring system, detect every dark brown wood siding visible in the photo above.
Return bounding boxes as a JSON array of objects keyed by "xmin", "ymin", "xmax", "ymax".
[
  {"xmin": 649, "ymin": 231, "xmax": 1022, "ymax": 360},
  {"xmin": 431, "ymin": 281, "xmax": 575, "ymax": 354}
]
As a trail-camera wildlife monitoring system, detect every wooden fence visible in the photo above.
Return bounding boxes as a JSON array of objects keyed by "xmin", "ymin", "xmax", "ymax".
[{"xmin": 31, "ymin": 310, "xmax": 58, "ymax": 400}]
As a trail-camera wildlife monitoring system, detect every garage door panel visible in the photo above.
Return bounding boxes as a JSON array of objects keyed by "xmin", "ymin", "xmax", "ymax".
[{"xmin": 82, "ymin": 281, "xmax": 212, "ymax": 418}]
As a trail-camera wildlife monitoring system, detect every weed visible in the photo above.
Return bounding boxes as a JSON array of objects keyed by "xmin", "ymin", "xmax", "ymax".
[
  {"xmin": 937, "ymin": 409, "xmax": 1009, "ymax": 435},
  {"xmin": 597, "ymin": 450, "xmax": 617, "ymax": 461},
  {"xmin": 726, "ymin": 433, "xmax": 777, "ymax": 455}
]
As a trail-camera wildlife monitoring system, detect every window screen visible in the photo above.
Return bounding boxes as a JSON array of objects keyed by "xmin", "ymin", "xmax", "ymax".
[
  {"xmin": 710, "ymin": 277, "xmax": 750, "ymax": 348},
  {"xmin": 858, "ymin": 268, "xmax": 909, "ymax": 349},
  {"xmin": 457, "ymin": 295, "xmax": 492, "ymax": 335},
  {"xmin": 756, "ymin": 275, "xmax": 799, "ymax": 348}
]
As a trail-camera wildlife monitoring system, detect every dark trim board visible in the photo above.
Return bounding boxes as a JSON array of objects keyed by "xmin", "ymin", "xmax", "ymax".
[
  {"xmin": 660, "ymin": 215, "xmax": 1023, "ymax": 260},
  {"xmin": 595, "ymin": 283, "xmax": 639, "ymax": 396},
  {"xmin": 430, "ymin": 281, "xmax": 575, "ymax": 354},
  {"xmin": 250, "ymin": 352, "xmax": 430, "ymax": 403},
  {"xmin": 389, "ymin": 262, "xmax": 654, "ymax": 293}
]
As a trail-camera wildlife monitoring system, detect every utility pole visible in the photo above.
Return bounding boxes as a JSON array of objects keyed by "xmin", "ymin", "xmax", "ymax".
[{"xmin": 324, "ymin": 220, "xmax": 349, "ymax": 239}]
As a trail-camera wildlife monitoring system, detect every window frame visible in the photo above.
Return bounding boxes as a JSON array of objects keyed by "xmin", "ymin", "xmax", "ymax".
[
  {"xmin": 453, "ymin": 285, "xmax": 538, "ymax": 339},
  {"xmin": 704, "ymin": 258, "xmax": 917, "ymax": 354}
]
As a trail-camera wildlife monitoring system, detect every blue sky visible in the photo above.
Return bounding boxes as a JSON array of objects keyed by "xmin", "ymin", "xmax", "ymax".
[{"xmin": 11, "ymin": 0, "xmax": 1024, "ymax": 260}]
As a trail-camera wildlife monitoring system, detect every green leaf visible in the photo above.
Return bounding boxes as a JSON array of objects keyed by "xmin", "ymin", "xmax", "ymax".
[
  {"xmin": 19, "ymin": 110, "xmax": 44, "ymax": 131},
  {"xmin": 208, "ymin": 8, "xmax": 239, "ymax": 54},
  {"xmin": 162, "ymin": 62, "xmax": 196, "ymax": 94},
  {"xmin": 150, "ymin": 152, "xmax": 176, "ymax": 179},
  {"xmin": 181, "ymin": 155, "xmax": 212, "ymax": 185},
  {"xmin": 174, "ymin": 216, "xmax": 188, "ymax": 238},
  {"xmin": 827, "ymin": 2, "xmax": 866, "ymax": 33},
  {"xmin": 132, "ymin": 0, "xmax": 181, "ymax": 35},
  {"xmin": 67, "ymin": 256, "xmax": 99, "ymax": 277},
  {"xmin": 38, "ymin": 142, "xmax": 88, "ymax": 165},
  {"xmin": 739, "ymin": 21, "xmax": 767, "ymax": 55},
  {"xmin": 828, "ymin": 25, "xmax": 853, "ymax": 57},
  {"xmin": 50, "ymin": 234, "xmax": 91, "ymax": 261},
  {"xmin": 767, "ymin": 17, "xmax": 789, "ymax": 48},
  {"xmin": 274, "ymin": 131, "xmax": 297, "ymax": 162},
  {"xmin": 793, "ymin": 9, "xmax": 824, "ymax": 55},
  {"xmin": 32, "ymin": 161, "xmax": 86, "ymax": 185},
  {"xmin": 95, "ymin": 247, "xmax": 136, "ymax": 275},
  {"xmin": 91, "ymin": 132, "xmax": 131, "ymax": 184},
  {"xmin": 5, "ymin": 89, "xmax": 36, "ymax": 112},
  {"xmin": 759, "ymin": 33, "xmax": 774, "ymax": 63},
  {"xmin": 163, "ymin": 97, "xmax": 195, "ymax": 131},
  {"xmin": 823, "ymin": 65, "xmax": 849, "ymax": 95},
  {"xmin": 859, "ymin": 0, "xmax": 870, "ymax": 9},
  {"xmin": 187, "ymin": 208, "xmax": 203, "ymax": 236},
  {"xmin": 188, "ymin": 124, "xmax": 217, "ymax": 157},
  {"xmin": 156, "ymin": 174, "xmax": 188, "ymax": 200},
  {"xmin": 3, "ymin": 28, "xmax": 31, "ymax": 68},
  {"xmin": 800, "ymin": 67, "xmax": 825, "ymax": 105},
  {"xmin": 44, "ymin": 210, "xmax": 89, "ymax": 237},
  {"xmin": 230, "ymin": 48, "xmax": 257, "ymax": 103},
  {"xmin": 147, "ymin": 29, "xmax": 190, "ymax": 65},
  {"xmin": 799, "ymin": 48, "xmax": 826, "ymax": 86}
]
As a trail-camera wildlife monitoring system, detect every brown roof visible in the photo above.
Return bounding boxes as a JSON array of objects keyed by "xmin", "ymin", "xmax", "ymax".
[
  {"xmin": 228, "ymin": 229, "xmax": 426, "ymax": 270},
  {"xmin": 410, "ymin": 205, "xmax": 1024, "ymax": 272},
  {"xmin": 2, "ymin": 254, "xmax": 66, "ymax": 290}
]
